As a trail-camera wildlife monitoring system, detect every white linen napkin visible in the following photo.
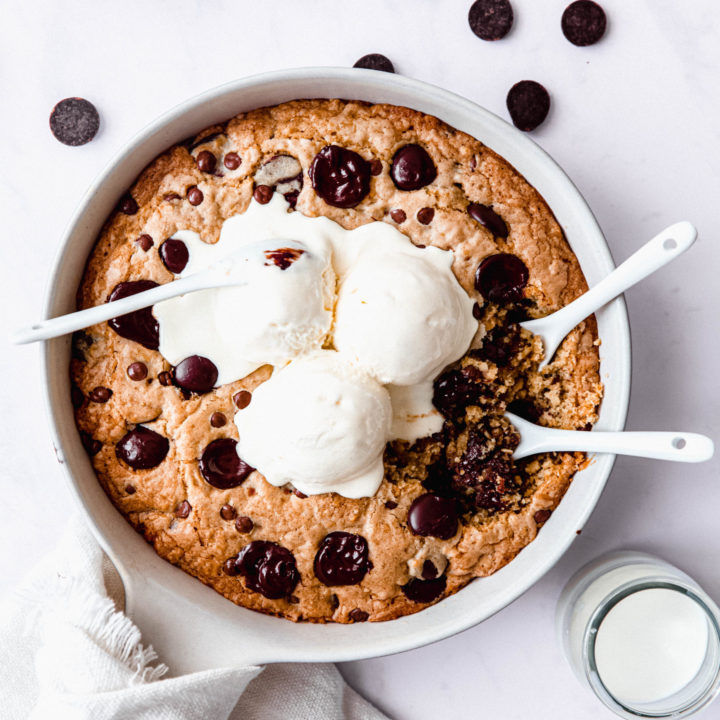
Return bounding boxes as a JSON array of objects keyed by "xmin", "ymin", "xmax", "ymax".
[{"xmin": 0, "ymin": 516, "xmax": 387, "ymax": 720}]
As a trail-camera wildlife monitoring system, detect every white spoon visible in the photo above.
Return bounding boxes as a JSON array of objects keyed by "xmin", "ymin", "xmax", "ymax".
[
  {"xmin": 11, "ymin": 239, "xmax": 308, "ymax": 345},
  {"xmin": 506, "ymin": 412, "xmax": 714, "ymax": 463},
  {"xmin": 521, "ymin": 221, "xmax": 697, "ymax": 368}
]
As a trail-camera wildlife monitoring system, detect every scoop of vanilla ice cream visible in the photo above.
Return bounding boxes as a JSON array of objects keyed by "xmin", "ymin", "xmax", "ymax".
[
  {"xmin": 153, "ymin": 229, "xmax": 335, "ymax": 386},
  {"xmin": 234, "ymin": 351, "xmax": 391, "ymax": 498},
  {"xmin": 333, "ymin": 244, "xmax": 476, "ymax": 386}
]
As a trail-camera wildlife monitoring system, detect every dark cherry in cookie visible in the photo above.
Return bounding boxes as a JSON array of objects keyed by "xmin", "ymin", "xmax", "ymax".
[
  {"xmin": 234, "ymin": 540, "xmax": 300, "ymax": 599},
  {"xmin": 107, "ymin": 280, "xmax": 160, "ymax": 350},
  {"xmin": 390, "ymin": 144, "xmax": 436, "ymax": 191},
  {"xmin": 116, "ymin": 426, "xmax": 169, "ymax": 470},
  {"xmin": 159, "ymin": 238, "xmax": 189, "ymax": 274},
  {"xmin": 309, "ymin": 145, "xmax": 371, "ymax": 208},
  {"xmin": 174, "ymin": 355, "xmax": 218, "ymax": 394},
  {"xmin": 314, "ymin": 532, "xmax": 372, "ymax": 586},
  {"xmin": 408, "ymin": 494, "xmax": 458, "ymax": 540},
  {"xmin": 199, "ymin": 438, "xmax": 254, "ymax": 489},
  {"xmin": 475, "ymin": 253, "xmax": 529, "ymax": 303},
  {"xmin": 433, "ymin": 368, "xmax": 487, "ymax": 420},
  {"xmin": 402, "ymin": 575, "xmax": 447, "ymax": 603}
]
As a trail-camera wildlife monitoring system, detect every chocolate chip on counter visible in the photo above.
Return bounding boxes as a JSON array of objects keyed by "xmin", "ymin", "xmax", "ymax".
[
  {"xmin": 235, "ymin": 516, "xmax": 254, "ymax": 533},
  {"xmin": 210, "ymin": 412, "xmax": 227, "ymax": 428},
  {"xmin": 88, "ymin": 386, "xmax": 112, "ymax": 403},
  {"xmin": 107, "ymin": 280, "xmax": 160, "ymax": 350},
  {"xmin": 389, "ymin": 209, "xmax": 406, "ymax": 224},
  {"xmin": 475, "ymin": 253, "xmax": 529, "ymax": 303},
  {"xmin": 390, "ymin": 144, "xmax": 436, "ymax": 191},
  {"xmin": 506, "ymin": 80, "xmax": 551, "ymax": 132},
  {"xmin": 127, "ymin": 362, "xmax": 148, "ymax": 381},
  {"xmin": 468, "ymin": 0, "xmax": 514, "ymax": 41},
  {"xmin": 233, "ymin": 390, "xmax": 252, "ymax": 409},
  {"xmin": 116, "ymin": 426, "xmax": 169, "ymax": 470},
  {"xmin": 118, "ymin": 194, "xmax": 139, "ymax": 215},
  {"xmin": 125, "ymin": 484, "xmax": 136, "ymax": 495},
  {"xmin": 562, "ymin": 0, "xmax": 606, "ymax": 46},
  {"xmin": 253, "ymin": 185, "xmax": 273, "ymax": 204},
  {"xmin": 174, "ymin": 355, "xmax": 218, "ymax": 394},
  {"xmin": 369, "ymin": 159, "xmax": 383, "ymax": 176},
  {"xmin": 187, "ymin": 186, "xmax": 204, "ymax": 206},
  {"xmin": 330, "ymin": 593, "xmax": 340, "ymax": 609},
  {"xmin": 534, "ymin": 508, "xmax": 552, "ymax": 525},
  {"xmin": 309, "ymin": 145, "xmax": 371, "ymax": 208},
  {"xmin": 353, "ymin": 53, "xmax": 395, "ymax": 73},
  {"xmin": 220, "ymin": 504, "xmax": 237, "ymax": 521},
  {"xmin": 136, "ymin": 234, "xmax": 153, "ymax": 251},
  {"xmin": 314, "ymin": 532, "xmax": 372, "ymax": 586},
  {"xmin": 174, "ymin": 500, "xmax": 192, "ymax": 519},
  {"xmin": 199, "ymin": 438, "xmax": 254, "ymax": 489},
  {"xmin": 349, "ymin": 609, "xmax": 370, "ymax": 622},
  {"xmin": 416, "ymin": 207, "xmax": 435, "ymax": 225},
  {"xmin": 159, "ymin": 238, "xmax": 189, "ymax": 274},
  {"xmin": 235, "ymin": 541, "xmax": 300, "ymax": 599},
  {"xmin": 223, "ymin": 152, "xmax": 241, "ymax": 170},
  {"xmin": 467, "ymin": 202, "xmax": 509, "ymax": 238},
  {"xmin": 196, "ymin": 150, "xmax": 217, "ymax": 173},
  {"xmin": 49, "ymin": 97, "xmax": 100, "ymax": 146},
  {"xmin": 158, "ymin": 370, "xmax": 173, "ymax": 386}
]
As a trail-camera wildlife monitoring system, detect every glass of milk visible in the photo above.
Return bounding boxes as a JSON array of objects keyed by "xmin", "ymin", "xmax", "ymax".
[{"xmin": 557, "ymin": 551, "xmax": 720, "ymax": 718}]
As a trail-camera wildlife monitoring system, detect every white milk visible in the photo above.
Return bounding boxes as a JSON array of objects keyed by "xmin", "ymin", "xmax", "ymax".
[{"xmin": 594, "ymin": 588, "xmax": 709, "ymax": 705}]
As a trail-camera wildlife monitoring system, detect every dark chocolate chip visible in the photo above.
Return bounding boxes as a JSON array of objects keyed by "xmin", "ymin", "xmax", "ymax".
[
  {"xmin": 467, "ymin": 202, "xmax": 508, "ymax": 238},
  {"xmin": 187, "ymin": 186, "xmax": 203, "ymax": 206},
  {"xmin": 253, "ymin": 185, "xmax": 273, "ymax": 204},
  {"xmin": 390, "ymin": 209, "xmax": 406, "ymax": 224},
  {"xmin": 210, "ymin": 412, "xmax": 227, "ymax": 428},
  {"xmin": 314, "ymin": 531, "xmax": 372, "ymax": 586},
  {"xmin": 164, "ymin": 192, "xmax": 181, "ymax": 202},
  {"xmin": 235, "ymin": 540, "xmax": 300, "ymax": 599},
  {"xmin": 196, "ymin": 150, "xmax": 217, "ymax": 173},
  {"xmin": 233, "ymin": 390, "xmax": 252, "ymax": 409},
  {"xmin": 107, "ymin": 280, "xmax": 160, "ymax": 350},
  {"xmin": 390, "ymin": 144, "xmax": 437, "ymax": 191},
  {"xmin": 88, "ymin": 386, "xmax": 112, "ymax": 403},
  {"xmin": 223, "ymin": 557, "xmax": 241, "ymax": 576},
  {"xmin": 71, "ymin": 384, "xmax": 85, "ymax": 408},
  {"xmin": 417, "ymin": 207, "xmax": 435, "ymax": 225},
  {"xmin": 421, "ymin": 559, "xmax": 439, "ymax": 580},
  {"xmin": 506, "ymin": 80, "xmax": 551, "ymax": 132},
  {"xmin": 125, "ymin": 484, "xmax": 136, "ymax": 494},
  {"xmin": 507, "ymin": 398, "xmax": 542, "ymax": 423},
  {"xmin": 235, "ymin": 516, "xmax": 254, "ymax": 533},
  {"xmin": 136, "ymin": 234, "xmax": 153, "ymax": 251},
  {"xmin": 199, "ymin": 438, "xmax": 254, "ymax": 489},
  {"xmin": 118, "ymin": 194, "xmax": 139, "ymax": 215},
  {"xmin": 349, "ymin": 608, "xmax": 370, "ymax": 622},
  {"xmin": 475, "ymin": 253, "xmax": 529, "ymax": 303},
  {"xmin": 174, "ymin": 500, "xmax": 192, "ymax": 519},
  {"xmin": 384, "ymin": 500, "xmax": 398, "ymax": 510},
  {"xmin": 159, "ymin": 238, "xmax": 189, "ymax": 274},
  {"xmin": 288, "ymin": 595, "xmax": 300, "ymax": 604},
  {"xmin": 353, "ymin": 53, "xmax": 395, "ymax": 73},
  {"xmin": 116, "ymin": 426, "xmax": 169, "ymax": 469},
  {"xmin": 80, "ymin": 432, "xmax": 101, "ymax": 456},
  {"xmin": 174, "ymin": 355, "xmax": 218, "ymax": 394},
  {"xmin": 534, "ymin": 508, "xmax": 552, "ymax": 525},
  {"xmin": 49, "ymin": 97, "xmax": 100, "ymax": 146},
  {"xmin": 562, "ymin": 0, "xmax": 606, "ymax": 46},
  {"xmin": 402, "ymin": 575, "xmax": 447, "ymax": 603},
  {"xmin": 369, "ymin": 159, "xmax": 383, "ymax": 176},
  {"xmin": 158, "ymin": 370, "xmax": 173, "ymax": 386},
  {"xmin": 220, "ymin": 504, "xmax": 237, "ymax": 521},
  {"xmin": 224, "ymin": 152, "xmax": 241, "ymax": 170},
  {"xmin": 71, "ymin": 331, "xmax": 94, "ymax": 361},
  {"xmin": 309, "ymin": 145, "xmax": 371, "ymax": 208},
  {"xmin": 127, "ymin": 362, "xmax": 148, "ymax": 381},
  {"xmin": 247, "ymin": 487, "xmax": 256, "ymax": 496},
  {"xmin": 468, "ymin": 0, "xmax": 514, "ymax": 41},
  {"xmin": 408, "ymin": 493, "xmax": 458, "ymax": 540}
]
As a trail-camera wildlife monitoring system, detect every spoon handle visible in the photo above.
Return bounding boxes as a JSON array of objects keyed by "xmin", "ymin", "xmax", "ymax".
[
  {"xmin": 10, "ymin": 272, "xmax": 211, "ymax": 345},
  {"xmin": 522, "ymin": 221, "xmax": 697, "ymax": 364},
  {"xmin": 513, "ymin": 426, "xmax": 714, "ymax": 462}
]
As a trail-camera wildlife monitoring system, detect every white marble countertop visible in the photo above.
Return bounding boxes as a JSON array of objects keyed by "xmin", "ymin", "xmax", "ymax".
[{"xmin": 2, "ymin": 0, "xmax": 719, "ymax": 717}]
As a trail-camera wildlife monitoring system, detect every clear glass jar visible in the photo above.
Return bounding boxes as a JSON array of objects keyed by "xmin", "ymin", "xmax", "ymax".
[{"xmin": 556, "ymin": 551, "xmax": 720, "ymax": 718}]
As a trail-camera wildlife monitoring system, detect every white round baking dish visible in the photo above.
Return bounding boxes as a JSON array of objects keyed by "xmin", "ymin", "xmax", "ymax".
[{"xmin": 42, "ymin": 68, "xmax": 630, "ymax": 674}]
